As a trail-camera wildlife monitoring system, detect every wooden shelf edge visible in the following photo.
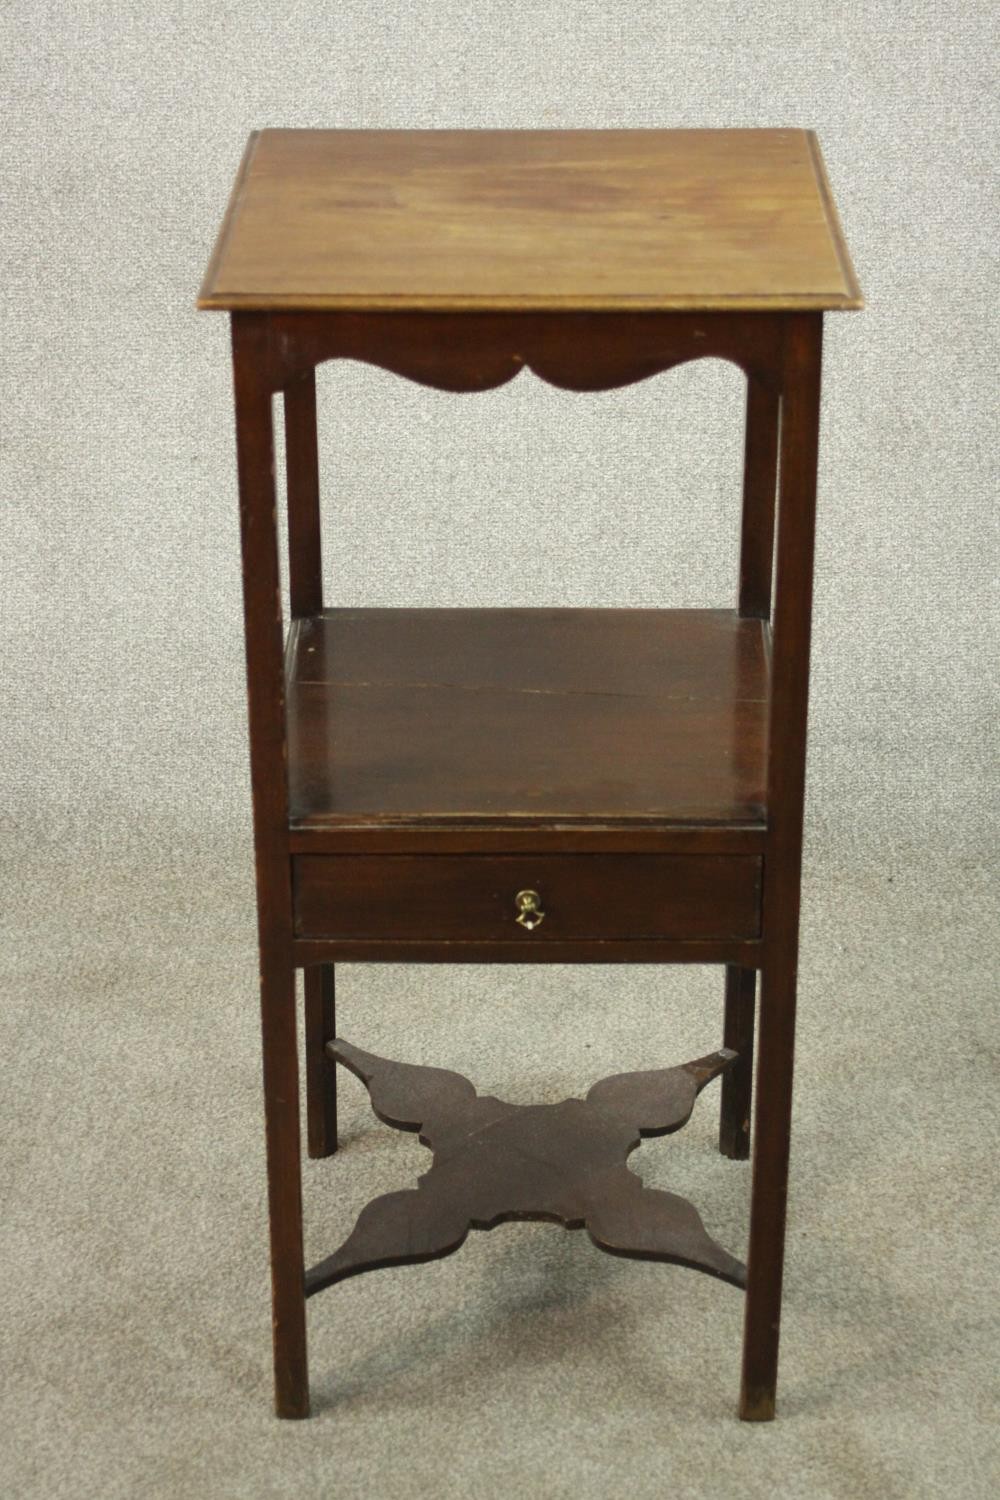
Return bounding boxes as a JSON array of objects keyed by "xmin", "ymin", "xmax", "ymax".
[
  {"xmin": 286, "ymin": 824, "xmax": 766, "ymax": 855},
  {"xmin": 292, "ymin": 937, "xmax": 764, "ymax": 966}
]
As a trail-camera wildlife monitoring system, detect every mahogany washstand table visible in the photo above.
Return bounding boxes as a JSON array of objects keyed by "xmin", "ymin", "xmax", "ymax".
[{"xmin": 198, "ymin": 128, "xmax": 862, "ymax": 1420}]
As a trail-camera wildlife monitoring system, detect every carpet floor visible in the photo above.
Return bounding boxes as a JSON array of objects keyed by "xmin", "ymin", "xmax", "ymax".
[{"xmin": 1, "ymin": 829, "xmax": 996, "ymax": 1499}]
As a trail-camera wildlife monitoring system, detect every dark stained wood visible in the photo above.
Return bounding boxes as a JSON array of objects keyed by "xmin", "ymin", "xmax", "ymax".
[
  {"xmin": 289, "ymin": 606, "xmax": 765, "ymax": 701},
  {"xmin": 740, "ymin": 313, "xmax": 824, "ymax": 1422},
  {"xmin": 305, "ymin": 1040, "xmax": 746, "ymax": 1296},
  {"xmin": 284, "ymin": 368, "xmax": 323, "ymax": 618},
  {"xmin": 738, "ymin": 378, "xmax": 780, "ymax": 619},
  {"xmin": 719, "ymin": 965, "xmax": 757, "ymax": 1160},
  {"xmin": 287, "ymin": 826, "xmax": 765, "ymax": 855},
  {"xmin": 292, "ymin": 937, "xmax": 764, "ymax": 967},
  {"xmin": 262, "ymin": 309, "xmax": 785, "ymax": 395},
  {"xmin": 198, "ymin": 129, "xmax": 863, "ymax": 312},
  {"xmin": 286, "ymin": 609, "xmax": 769, "ymax": 836},
  {"xmin": 303, "ymin": 965, "xmax": 337, "ymax": 1159},
  {"xmin": 284, "ymin": 367, "xmax": 332, "ymax": 1164},
  {"xmin": 231, "ymin": 314, "xmax": 309, "ymax": 1419},
  {"xmin": 292, "ymin": 854, "xmax": 762, "ymax": 943},
  {"xmin": 588, "ymin": 1048, "xmax": 741, "ymax": 1134}
]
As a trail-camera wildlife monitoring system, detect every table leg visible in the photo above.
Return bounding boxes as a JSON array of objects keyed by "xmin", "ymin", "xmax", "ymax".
[
  {"xmin": 738, "ymin": 375, "xmax": 780, "ymax": 620},
  {"xmin": 739, "ymin": 956, "xmax": 797, "ymax": 1420},
  {"xmin": 232, "ymin": 315, "xmax": 310, "ymax": 1419},
  {"xmin": 284, "ymin": 367, "xmax": 323, "ymax": 618},
  {"xmin": 739, "ymin": 312, "xmax": 823, "ymax": 1420},
  {"xmin": 304, "ymin": 964, "xmax": 338, "ymax": 1158},
  {"xmin": 719, "ymin": 965, "xmax": 756, "ymax": 1159},
  {"xmin": 261, "ymin": 954, "xmax": 310, "ymax": 1419}
]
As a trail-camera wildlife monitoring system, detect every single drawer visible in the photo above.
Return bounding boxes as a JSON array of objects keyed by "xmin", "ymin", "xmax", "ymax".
[{"xmin": 292, "ymin": 854, "xmax": 762, "ymax": 942}]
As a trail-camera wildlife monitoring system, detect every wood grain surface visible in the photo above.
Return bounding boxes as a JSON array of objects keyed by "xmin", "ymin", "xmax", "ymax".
[
  {"xmin": 199, "ymin": 129, "xmax": 862, "ymax": 311},
  {"xmin": 285, "ymin": 607, "xmax": 769, "ymax": 833},
  {"xmin": 304, "ymin": 1039, "xmax": 747, "ymax": 1297},
  {"xmin": 292, "ymin": 852, "xmax": 762, "ymax": 942}
]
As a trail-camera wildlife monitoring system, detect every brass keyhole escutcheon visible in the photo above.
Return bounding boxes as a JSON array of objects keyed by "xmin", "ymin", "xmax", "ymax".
[{"xmin": 515, "ymin": 889, "xmax": 545, "ymax": 931}]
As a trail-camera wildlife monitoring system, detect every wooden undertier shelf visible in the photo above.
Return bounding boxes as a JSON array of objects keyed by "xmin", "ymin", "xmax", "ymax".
[
  {"xmin": 286, "ymin": 606, "xmax": 769, "ymax": 838},
  {"xmin": 305, "ymin": 1039, "xmax": 748, "ymax": 1298}
]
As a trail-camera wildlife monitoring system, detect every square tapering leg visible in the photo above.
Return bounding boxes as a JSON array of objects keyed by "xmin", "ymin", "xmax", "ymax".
[
  {"xmin": 739, "ymin": 314, "xmax": 823, "ymax": 1419},
  {"xmin": 304, "ymin": 964, "xmax": 338, "ymax": 1158},
  {"xmin": 719, "ymin": 964, "xmax": 756, "ymax": 1160},
  {"xmin": 260, "ymin": 957, "xmax": 309, "ymax": 1419}
]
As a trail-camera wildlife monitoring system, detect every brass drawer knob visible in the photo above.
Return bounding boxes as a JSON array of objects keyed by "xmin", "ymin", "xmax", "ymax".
[{"xmin": 515, "ymin": 889, "xmax": 545, "ymax": 931}]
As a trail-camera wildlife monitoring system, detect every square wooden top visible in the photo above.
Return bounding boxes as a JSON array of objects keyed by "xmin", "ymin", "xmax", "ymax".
[{"xmin": 198, "ymin": 128, "xmax": 862, "ymax": 313}]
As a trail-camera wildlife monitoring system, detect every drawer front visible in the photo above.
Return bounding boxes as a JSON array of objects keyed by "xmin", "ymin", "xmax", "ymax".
[{"xmin": 292, "ymin": 854, "xmax": 762, "ymax": 943}]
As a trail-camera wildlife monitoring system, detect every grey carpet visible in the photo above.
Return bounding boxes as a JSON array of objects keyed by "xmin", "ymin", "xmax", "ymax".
[
  {"xmin": 1, "ymin": 837, "xmax": 997, "ymax": 1498},
  {"xmin": 1, "ymin": 2, "xmax": 997, "ymax": 1496}
]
